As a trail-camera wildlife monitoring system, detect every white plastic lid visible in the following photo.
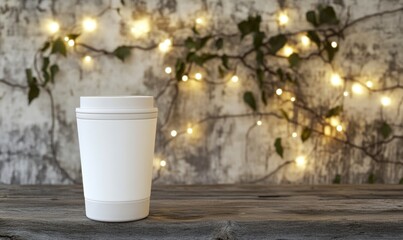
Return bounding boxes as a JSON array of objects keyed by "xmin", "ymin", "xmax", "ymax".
[{"xmin": 80, "ymin": 96, "xmax": 154, "ymax": 109}]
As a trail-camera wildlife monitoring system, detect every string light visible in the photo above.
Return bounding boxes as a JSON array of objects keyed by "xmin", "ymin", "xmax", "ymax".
[
  {"xmin": 67, "ymin": 39, "xmax": 75, "ymax": 47},
  {"xmin": 292, "ymin": 132, "xmax": 297, "ymax": 138},
  {"xmin": 195, "ymin": 73, "xmax": 202, "ymax": 80},
  {"xmin": 366, "ymin": 81, "xmax": 373, "ymax": 88},
  {"xmin": 187, "ymin": 127, "xmax": 193, "ymax": 134},
  {"xmin": 195, "ymin": 17, "xmax": 204, "ymax": 25},
  {"xmin": 160, "ymin": 160, "xmax": 167, "ymax": 167},
  {"xmin": 182, "ymin": 75, "xmax": 188, "ymax": 82},
  {"xmin": 380, "ymin": 96, "xmax": 391, "ymax": 106},
  {"xmin": 278, "ymin": 12, "xmax": 289, "ymax": 26},
  {"xmin": 301, "ymin": 35, "xmax": 310, "ymax": 46},
  {"xmin": 282, "ymin": 45, "xmax": 294, "ymax": 57},
  {"xmin": 295, "ymin": 156, "xmax": 306, "ymax": 168},
  {"xmin": 64, "ymin": 36, "xmax": 69, "ymax": 42},
  {"xmin": 336, "ymin": 125, "xmax": 343, "ymax": 132},
  {"xmin": 352, "ymin": 83, "xmax": 364, "ymax": 94},
  {"xmin": 331, "ymin": 41, "xmax": 338, "ymax": 48},
  {"xmin": 343, "ymin": 91, "xmax": 349, "ymax": 97},
  {"xmin": 82, "ymin": 18, "xmax": 97, "ymax": 32},
  {"xmin": 231, "ymin": 75, "xmax": 239, "ymax": 83},
  {"xmin": 330, "ymin": 117, "xmax": 340, "ymax": 127},
  {"xmin": 158, "ymin": 39, "xmax": 172, "ymax": 53},
  {"xmin": 170, "ymin": 130, "xmax": 177, "ymax": 137},
  {"xmin": 131, "ymin": 19, "xmax": 150, "ymax": 38},
  {"xmin": 164, "ymin": 67, "xmax": 172, "ymax": 74},
  {"xmin": 330, "ymin": 73, "xmax": 343, "ymax": 86},
  {"xmin": 47, "ymin": 21, "xmax": 60, "ymax": 34},
  {"xmin": 324, "ymin": 125, "xmax": 332, "ymax": 136},
  {"xmin": 256, "ymin": 120, "xmax": 262, "ymax": 126},
  {"xmin": 83, "ymin": 55, "xmax": 92, "ymax": 63},
  {"xmin": 290, "ymin": 97, "xmax": 296, "ymax": 102},
  {"xmin": 276, "ymin": 88, "xmax": 283, "ymax": 96}
]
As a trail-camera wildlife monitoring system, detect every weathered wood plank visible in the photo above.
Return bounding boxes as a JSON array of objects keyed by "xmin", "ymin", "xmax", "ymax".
[{"xmin": 1, "ymin": 185, "xmax": 403, "ymax": 239}]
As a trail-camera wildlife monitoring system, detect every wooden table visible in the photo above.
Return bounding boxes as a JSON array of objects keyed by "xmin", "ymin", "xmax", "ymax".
[{"xmin": 1, "ymin": 185, "xmax": 403, "ymax": 239}]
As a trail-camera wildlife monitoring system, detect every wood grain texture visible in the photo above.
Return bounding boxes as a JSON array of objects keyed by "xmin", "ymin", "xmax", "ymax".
[{"xmin": 1, "ymin": 185, "xmax": 403, "ymax": 239}]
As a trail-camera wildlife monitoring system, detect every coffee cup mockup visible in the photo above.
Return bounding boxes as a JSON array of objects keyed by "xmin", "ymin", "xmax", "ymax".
[{"xmin": 76, "ymin": 96, "xmax": 158, "ymax": 222}]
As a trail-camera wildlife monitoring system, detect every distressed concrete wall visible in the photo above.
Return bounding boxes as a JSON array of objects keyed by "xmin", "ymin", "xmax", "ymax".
[{"xmin": 0, "ymin": 0, "xmax": 403, "ymax": 184}]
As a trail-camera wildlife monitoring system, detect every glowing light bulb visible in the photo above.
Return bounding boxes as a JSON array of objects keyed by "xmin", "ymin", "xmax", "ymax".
[
  {"xmin": 131, "ymin": 19, "xmax": 150, "ymax": 38},
  {"xmin": 330, "ymin": 73, "xmax": 343, "ymax": 86},
  {"xmin": 343, "ymin": 91, "xmax": 349, "ymax": 97},
  {"xmin": 295, "ymin": 156, "xmax": 306, "ymax": 168},
  {"xmin": 158, "ymin": 39, "xmax": 172, "ymax": 53},
  {"xmin": 278, "ymin": 12, "xmax": 289, "ymax": 26},
  {"xmin": 336, "ymin": 125, "xmax": 343, "ymax": 132},
  {"xmin": 330, "ymin": 117, "xmax": 340, "ymax": 127},
  {"xmin": 165, "ymin": 67, "xmax": 172, "ymax": 74},
  {"xmin": 276, "ymin": 88, "xmax": 283, "ymax": 96},
  {"xmin": 290, "ymin": 97, "xmax": 296, "ymax": 102},
  {"xmin": 366, "ymin": 81, "xmax": 373, "ymax": 88},
  {"xmin": 170, "ymin": 130, "xmax": 177, "ymax": 137},
  {"xmin": 182, "ymin": 75, "xmax": 189, "ymax": 82},
  {"xmin": 195, "ymin": 73, "xmax": 202, "ymax": 80},
  {"xmin": 331, "ymin": 41, "xmax": 338, "ymax": 48},
  {"xmin": 301, "ymin": 35, "xmax": 310, "ymax": 46},
  {"xmin": 82, "ymin": 18, "xmax": 97, "ymax": 32},
  {"xmin": 64, "ymin": 36, "xmax": 69, "ymax": 42},
  {"xmin": 282, "ymin": 45, "xmax": 294, "ymax": 57},
  {"xmin": 187, "ymin": 127, "xmax": 193, "ymax": 134},
  {"xmin": 47, "ymin": 21, "xmax": 60, "ymax": 34},
  {"xmin": 83, "ymin": 55, "xmax": 92, "ymax": 63},
  {"xmin": 195, "ymin": 17, "xmax": 204, "ymax": 25},
  {"xmin": 231, "ymin": 75, "xmax": 239, "ymax": 83},
  {"xmin": 292, "ymin": 132, "xmax": 297, "ymax": 138},
  {"xmin": 324, "ymin": 125, "xmax": 332, "ymax": 136},
  {"xmin": 160, "ymin": 160, "xmax": 167, "ymax": 167},
  {"xmin": 67, "ymin": 39, "xmax": 75, "ymax": 47},
  {"xmin": 256, "ymin": 120, "xmax": 262, "ymax": 126},
  {"xmin": 352, "ymin": 83, "xmax": 364, "ymax": 94},
  {"xmin": 380, "ymin": 96, "xmax": 391, "ymax": 106}
]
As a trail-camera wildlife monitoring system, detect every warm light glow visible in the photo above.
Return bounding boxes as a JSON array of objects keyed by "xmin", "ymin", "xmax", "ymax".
[
  {"xmin": 160, "ymin": 160, "xmax": 167, "ymax": 167},
  {"xmin": 231, "ymin": 75, "xmax": 239, "ymax": 83},
  {"xmin": 170, "ymin": 130, "xmax": 177, "ymax": 137},
  {"xmin": 278, "ymin": 12, "xmax": 289, "ymax": 26},
  {"xmin": 380, "ymin": 96, "xmax": 391, "ymax": 106},
  {"xmin": 292, "ymin": 132, "xmax": 297, "ymax": 138},
  {"xmin": 330, "ymin": 73, "xmax": 343, "ymax": 86},
  {"xmin": 301, "ymin": 35, "xmax": 310, "ymax": 46},
  {"xmin": 330, "ymin": 117, "xmax": 340, "ymax": 127},
  {"xmin": 276, "ymin": 88, "xmax": 283, "ymax": 96},
  {"xmin": 64, "ymin": 36, "xmax": 69, "ymax": 42},
  {"xmin": 256, "ymin": 120, "xmax": 262, "ymax": 126},
  {"xmin": 158, "ymin": 39, "xmax": 172, "ymax": 53},
  {"xmin": 295, "ymin": 156, "xmax": 306, "ymax": 168},
  {"xmin": 290, "ymin": 97, "xmax": 296, "ymax": 102},
  {"xmin": 331, "ymin": 41, "xmax": 338, "ymax": 48},
  {"xmin": 282, "ymin": 45, "xmax": 294, "ymax": 57},
  {"xmin": 324, "ymin": 125, "xmax": 332, "ymax": 136},
  {"xmin": 195, "ymin": 73, "xmax": 202, "ymax": 80},
  {"xmin": 352, "ymin": 83, "xmax": 364, "ymax": 94},
  {"xmin": 182, "ymin": 75, "xmax": 188, "ymax": 82},
  {"xmin": 83, "ymin": 55, "xmax": 92, "ymax": 63},
  {"xmin": 195, "ymin": 17, "xmax": 204, "ymax": 25},
  {"xmin": 165, "ymin": 67, "xmax": 172, "ymax": 74},
  {"xmin": 47, "ymin": 21, "xmax": 60, "ymax": 34},
  {"xmin": 343, "ymin": 91, "xmax": 349, "ymax": 97},
  {"xmin": 131, "ymin": 19, "xmax": 150, "ymax": 38},
  {"xmin": 67, "ymin": 39, "xmax": 75, "ymax": 47},
  {"xmin": 336, "ymin": 125, "xmax": 343, "ymax": 132},
  {"xmin": 366, "ymin": 81, "xmax": 373, "ymax": 88},
  {"xmin": 187, "ymin": 127, "xmax": 193, "ymax": 134},
  {"xmin": 82, "ymin": 18, "xmax": 97, "ymax": 32}
]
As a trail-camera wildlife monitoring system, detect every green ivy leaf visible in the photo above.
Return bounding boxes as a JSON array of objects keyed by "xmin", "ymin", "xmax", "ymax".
[
  {"xmin": 399, "ymin": 178, "xmax": 403, "ymax": 184},
  {"xmin": 261, "ymin": 90, "xmax": 267, "ymax": 105},
  {"xmin": 186, "ymin": 36, "xmax": 211, "ymax": 50},
  {"xmin": 51, "ymin": 37, "xmax": 67, "ymax": 57},
  {"xmin": 319, "ymin": 6, "xmax": 338, "ymax": 25},
  {"xmin": 25, "ymin": 68, "xmax": 34, "ymax": 85},
  {"xmin": 191, "ymin": 26, "xmax": 199, "ymax": 35},
  {"xmin": 333, "ymin": 174, "xmax": 341, "ymax": 184},
  {"xmin": 276, "ymin": 68, "xmax": 284, "ymax": 82},
  {"xmin": 28, "ymin": 84, "xmax": 40, "ymax": 105},
  {"xmin": 41, "ymin": 57, "xmax": 50, "ymax": 84},
  {"xmin": 306, "ymin": 10, "xmax": 318, "ymax": 27},
  {"xmin": 307, "ymin": 31, "xmax": 321, "ymax": 48},
  {"xmin": 288, "ymin": 53, "xmax": 300, "ymax": 68},
  {"xmin": 218, "ymin": 66, "xmax": 226, "ymax": 78},
  {"xmin": 324, "ymin": 41, "xmax": 338, "ymax": 62},
  {"xmin": 40, "ymin": 41, "xmax": 50, "ymax": 52},
  {"xmin": 301, "ymin": 127, "xmax": 312, "ymax": 142},
  {"xmin": 256, "ymin": 50, "xmax": 264, "ymax": 66},
  {"xmin": 256, "ymin": 69, "xmax": 264, "ymax": 88},
  {"xmin": 237, "ymin": 15, "xmax": 261, "ymax": 39},
  {"xmin": 378, "ymin": 122, "xmax": 392, "ymax": 139},
  {"xmin": 243, "ymin": 91, "xmax": 257, "ymax": 111},
  {"xmin": 175, "ymin": 59, "xmax": 185, "ymax": 81},
  {"xmin": 67, "ymin": 33, "xmax": 80, "ymax": 40},
  {"xmin": 113, "ymin": 46, "xmax": 132, "ymax": 62},
  {"xmin": 268, "ymin": 34, "xmax": 287, "ymax": 54},
  {"xmin": 280, "ymin": 109, "xmax": 290, "ymax": 121},
  {"xmin": 215, "ymin": 38, "xmax": 224, "ymax": 49},
  {"xmin": 185, "ymin": 37, "xmax": 197, "ymax": 49},
  {"xmin": 325, "ymin": 105, "xmax": 343, "ymax": 118},
  {"xmin": 50, "ymin": 64, "xmax": 59, "ymax": 83},
  {"xmin": 253, "ymin": 31, "xmax": 265, "ymax": 49},
  {"xmin": 221, "ymin": 55, "xmax": 229, "ymax": 69},
  {"xmin": 368, "ymin": 173, "xmax": 376, "ymax": 184},
  {"xmin": 274, "ymin": 138, "xmax": 284, "ymax": 158}
]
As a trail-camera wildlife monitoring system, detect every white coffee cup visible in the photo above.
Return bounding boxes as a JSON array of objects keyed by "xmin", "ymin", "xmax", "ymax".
[{"xmin": 76, "ymin": 96, "xmax": 158, "ymax": 222}]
